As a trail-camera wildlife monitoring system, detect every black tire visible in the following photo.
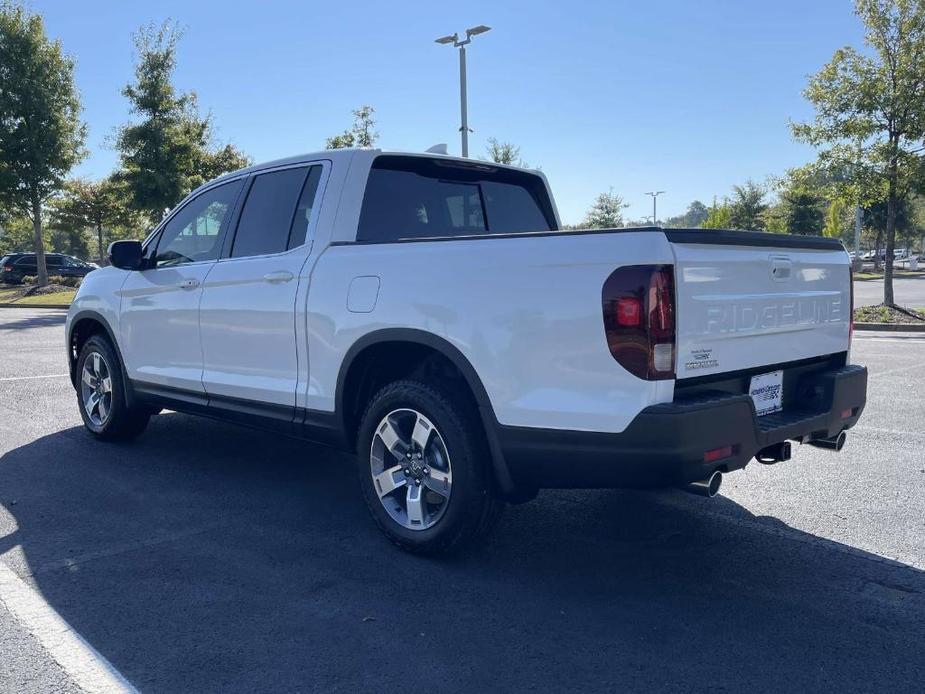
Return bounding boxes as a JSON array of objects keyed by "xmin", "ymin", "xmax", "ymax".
[
  {"xmin": 356, "ymin": 379, "xmax": 504, "ymax": 554},
  {"xmin": 75, "ymin": 335, "xmax": 150, "ymax": 441}
]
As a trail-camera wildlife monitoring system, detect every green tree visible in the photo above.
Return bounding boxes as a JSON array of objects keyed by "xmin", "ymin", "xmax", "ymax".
[
  {"xmin": 49, "ymin": 178, "xmax": 140, "ymax": 262},
  {"xmin": 48, "ymin": 225, "xmax": 91, "ymax": 259},
  {"xmin": 793, "ymin": 0, "xmax": 925, "ymax": 306},
  {"xmin": 865, "ymin": 196, "xmax": 914, "ymax": 251},
  {"xmin": 325, "ymin": 105, "xmax": 378, "ymax": 149},
  {"xmin": 0, "ymin": 215, "xmax": 34, "ymax": 257},
  {"xmin": 582, "ymin": 189, "xmax": 628, "ymax": 228},
  {"xmin": 0, "ymin": 2, "xmax": 86, "ymax": 286},
  {"xmin": 485, "ymin": 138, "xmax": 521, "ymax": 165},
  {"xmin": 823, "ymin": 196, "xmax": 852, "ymax": 240},
  {"xmin": 781, "ymin": 189, "xmax": 825, "ymax": 234},
  {"xmin": 776, "ymin": 170, "xmax": 826, "ymax": 235},
  {"xmin": 199, "ymin": 143, "xmax": 251, "ymax": 182},
  {"xmin": 728, "ymin": 180, "xmax": 768, "ymax": 230},
  {"xmin": 115, "ymin": 21, "xmax": 250, "ymax": 224},
  {"xmin": 702, "ymin": 198, "xmax": 733, "ymax": 229},
  {"xmin": 664, "ymin": 200, "xmax": 709, "ymax": 228}
]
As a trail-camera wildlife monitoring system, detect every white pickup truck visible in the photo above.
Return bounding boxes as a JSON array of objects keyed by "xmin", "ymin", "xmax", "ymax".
[{"xmin": 66, "ymin": 149, "xmax": 867, "ymax": 553}]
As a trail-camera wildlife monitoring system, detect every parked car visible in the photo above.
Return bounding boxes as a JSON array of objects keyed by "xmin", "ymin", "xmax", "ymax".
[
  {"xmin": 1, "ymin": 252, "xmax": 97, "ymax": 284},
  {"xmin": 65, "ymin": 149, "xmax": 868, "ymax": 553}
]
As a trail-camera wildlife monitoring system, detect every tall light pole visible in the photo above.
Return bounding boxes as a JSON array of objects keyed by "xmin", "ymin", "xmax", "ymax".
[
  {"xmin": 645, "ymin": 191, "xmax": 665, "ymax": 227},
  {"xmin": 435, "ymin": 25, "xmax": 491, "ymax": 158}
]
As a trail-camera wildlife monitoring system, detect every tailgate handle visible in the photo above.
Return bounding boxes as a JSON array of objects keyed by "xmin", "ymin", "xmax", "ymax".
[{"xmin": 770, "ymin": 256, "xmax": 792, "ymax": 281}]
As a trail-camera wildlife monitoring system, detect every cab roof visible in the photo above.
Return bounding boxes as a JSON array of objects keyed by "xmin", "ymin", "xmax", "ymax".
[{"xmin": 210, "ymin": 148, "xmax": 540, "ymax": 186}]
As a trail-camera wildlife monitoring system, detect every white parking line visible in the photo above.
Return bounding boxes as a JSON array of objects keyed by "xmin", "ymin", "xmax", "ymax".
[
  {"xmin": 0, "ymin": 561, "xmax": 137, "ymax": 693},
  {"xmin": 855, "ymin": 335, "xmax": 925, "ymax": 343},
  {"xmin": 0, "ymin": 374, "xmax": 69, "ymax": 382}
]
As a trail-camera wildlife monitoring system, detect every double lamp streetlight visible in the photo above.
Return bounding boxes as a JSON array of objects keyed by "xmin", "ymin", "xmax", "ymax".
[
  {"xmin": 435, "ymin": 25, "xmax": 491, "ymax": 158},
  {"xmin": 437, "ymin": 25, "xmax": 666, "ymax": 230}
]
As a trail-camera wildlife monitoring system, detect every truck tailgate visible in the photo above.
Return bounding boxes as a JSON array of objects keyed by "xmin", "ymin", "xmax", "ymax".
[{"xmin": 668, "ymin": 231, "xmax": 851, "ymax": 379}]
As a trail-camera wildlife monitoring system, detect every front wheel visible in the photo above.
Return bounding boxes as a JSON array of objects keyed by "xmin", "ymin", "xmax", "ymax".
[
  {"xmin": 357, "ymin": 380, "xmax": 504, "ymax": 554},
  {"xmin": 76, "ymin": 335, "xmax": 150, "ymax": 441}
]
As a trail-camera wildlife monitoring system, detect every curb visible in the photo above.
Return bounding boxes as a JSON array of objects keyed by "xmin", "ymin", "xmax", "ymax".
[
  {"xmin": 0, "ymin": 303, "xmax": 70, "ymax": 309},
  {"xmin": 854, "ymin": 276, "xmax": 925, "ymax": 281},
  {"xmin": 854, "ymin": 322, "xmax": 925, "ymax": 332}
]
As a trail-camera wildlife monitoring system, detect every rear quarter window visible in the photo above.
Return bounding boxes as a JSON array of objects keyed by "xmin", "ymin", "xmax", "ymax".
[{"xmin": 356, "ymin": 155, "xmax": 556, "ymax": 243}]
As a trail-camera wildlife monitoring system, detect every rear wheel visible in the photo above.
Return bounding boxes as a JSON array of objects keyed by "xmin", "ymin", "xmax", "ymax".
[
  {"xmin": 357, "ymin": 379, "xmax": 504, "ymax": 554},
  {"xmin": 76, "ymin": 335, "xmax": 150, "ymax": 441}
]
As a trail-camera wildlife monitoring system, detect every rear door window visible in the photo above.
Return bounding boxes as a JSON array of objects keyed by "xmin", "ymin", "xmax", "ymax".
[
  {"xmin": 356, "ymin": 156, "xmax": 555, "ymax": 242},
  {"xmin": 231, "ymin": 167, "xmax": 318, "ymax": 258}
]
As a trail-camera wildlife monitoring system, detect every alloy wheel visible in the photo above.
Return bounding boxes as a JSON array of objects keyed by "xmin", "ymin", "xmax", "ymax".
[
  {"xmin": 369, "ymin": 408, "xmax": 453, "ymax": 530},
  {"xmin": 80, "ymin": 352, "xmax": 113, "ymax": 427}
]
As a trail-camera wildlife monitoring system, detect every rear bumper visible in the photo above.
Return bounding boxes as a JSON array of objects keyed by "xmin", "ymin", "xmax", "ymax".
[{"xmin": 497, "ymin": 364, "xmax": 867, "ymax": 489}]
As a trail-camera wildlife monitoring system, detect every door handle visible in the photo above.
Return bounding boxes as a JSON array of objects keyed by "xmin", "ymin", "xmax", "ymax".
[
  {"xmin": 263, "ymin": 271, "xmax": 294, "ymax": 284},
  {"xmin": 178, "ymin": 278, "xmax": 200, "ymax": 290}
]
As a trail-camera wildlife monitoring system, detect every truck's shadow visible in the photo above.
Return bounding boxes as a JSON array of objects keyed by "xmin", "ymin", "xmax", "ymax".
[{"xmin": 1, "ymin": 413, "xmax": 922, "ymax": 693}]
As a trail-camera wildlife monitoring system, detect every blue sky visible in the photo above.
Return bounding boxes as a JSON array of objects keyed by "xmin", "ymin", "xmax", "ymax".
[{"xmin": 34, "ymin": 0, "xmax": 866, "ymax": 224}]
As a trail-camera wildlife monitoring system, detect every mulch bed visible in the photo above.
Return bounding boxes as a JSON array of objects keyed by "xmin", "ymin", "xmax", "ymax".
[
  {"xmin": 1, "ymin": 283, "xmax": 74, "ymax": 302},
  {"xmin": 854, "ymin": 303, "xmax": 925, "ymax": 324}
]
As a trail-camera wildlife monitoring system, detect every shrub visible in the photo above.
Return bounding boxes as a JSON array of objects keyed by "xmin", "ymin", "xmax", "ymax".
[{"xmin": 21, "ymin": 275, "xmax": 82, "ymax": 288}]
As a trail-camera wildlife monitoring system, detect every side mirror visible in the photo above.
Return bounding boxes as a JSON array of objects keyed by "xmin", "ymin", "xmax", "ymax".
[{"xmin": 107, "ymin": 240, "xmax": 144, "ymax": 270}]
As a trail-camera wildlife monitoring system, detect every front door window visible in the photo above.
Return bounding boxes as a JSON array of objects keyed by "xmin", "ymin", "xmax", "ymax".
[{"xmin": 154, "ymin": 181, "xmax": 243, "ymax": 267}]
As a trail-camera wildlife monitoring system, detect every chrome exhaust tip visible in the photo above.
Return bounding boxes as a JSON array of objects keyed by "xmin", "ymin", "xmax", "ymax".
[
  {"xmin": 808, "ymin": 431, "xmax": 847, "ymax": 452},
  {"xmin": 683, "ymin": 470, "xmax": 723, "ymax": 498}
]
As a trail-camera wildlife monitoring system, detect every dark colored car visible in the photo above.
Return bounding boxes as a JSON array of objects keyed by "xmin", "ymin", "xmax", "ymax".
[{"xmin": 0, "ymin": 253, "xmax": 97, "ymax": 284}]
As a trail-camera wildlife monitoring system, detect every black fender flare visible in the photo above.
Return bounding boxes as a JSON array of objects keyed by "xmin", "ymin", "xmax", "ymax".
[
  {"xmin": 335, "ymin": 328, "xmax": 518, "ymax": 496},
  {"xmin": 67, "ymin": 310, "xmax": 137, "ymax": 409}
]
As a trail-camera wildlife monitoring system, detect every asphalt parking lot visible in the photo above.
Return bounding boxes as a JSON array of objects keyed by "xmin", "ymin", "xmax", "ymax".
[
  {"xmin": 1, "ymin": 307, "xmax": 923, "ymax": 693},
  {"xmin": 854, "ymin": 273, "xmax": 925, "ymax": 308}
]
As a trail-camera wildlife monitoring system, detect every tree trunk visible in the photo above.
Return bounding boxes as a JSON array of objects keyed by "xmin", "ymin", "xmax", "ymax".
[
  {"xmin": 883, "ymin": 170, "xmax": 898, "ymax": 307},
  {"xmin": 874, "ymin": 231, "xmax": 882, "ymax": 271},
  {"xmin": 31, "ymin": 195, "xmax": 48, "ymax": 287},
  {"xmin": 96, "ymin": 222, "xmax": 104, "ymax": 264}
]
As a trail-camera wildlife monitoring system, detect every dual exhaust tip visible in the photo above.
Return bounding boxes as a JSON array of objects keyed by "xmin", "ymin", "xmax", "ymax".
[
  {"xmin": 683, "ymin": 470, "xmax": 723, "ymax": 498},
  {"xmin": 682, "ymin": 431, "xmax": 847, "ymax": 499},
  {"xmin": 807, "ymin": 430, "xmax": 847, "ymax": 452}
]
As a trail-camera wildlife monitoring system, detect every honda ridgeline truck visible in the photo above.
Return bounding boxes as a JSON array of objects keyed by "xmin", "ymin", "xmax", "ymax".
[{"xmin": 65, "ymin": 149, "xmax": 868, "ymax": 553}]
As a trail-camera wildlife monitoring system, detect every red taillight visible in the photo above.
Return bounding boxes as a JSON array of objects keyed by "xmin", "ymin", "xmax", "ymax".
[
  {"xmin": 704, "ymin": 446, "xmax": 733, "ymax": 463},
  {"xmin": 616, "ymin": 297, "xmax": 641, "ymax": 326},
  {"xmin": 601, "ymin": 264, "xmax": 676, "ymax": 380}
]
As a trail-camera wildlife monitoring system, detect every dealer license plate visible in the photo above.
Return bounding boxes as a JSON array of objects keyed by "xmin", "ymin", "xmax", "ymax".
[{"xmin": 749, "ymin": 370, "xmax": 783, "ymax": 417}]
